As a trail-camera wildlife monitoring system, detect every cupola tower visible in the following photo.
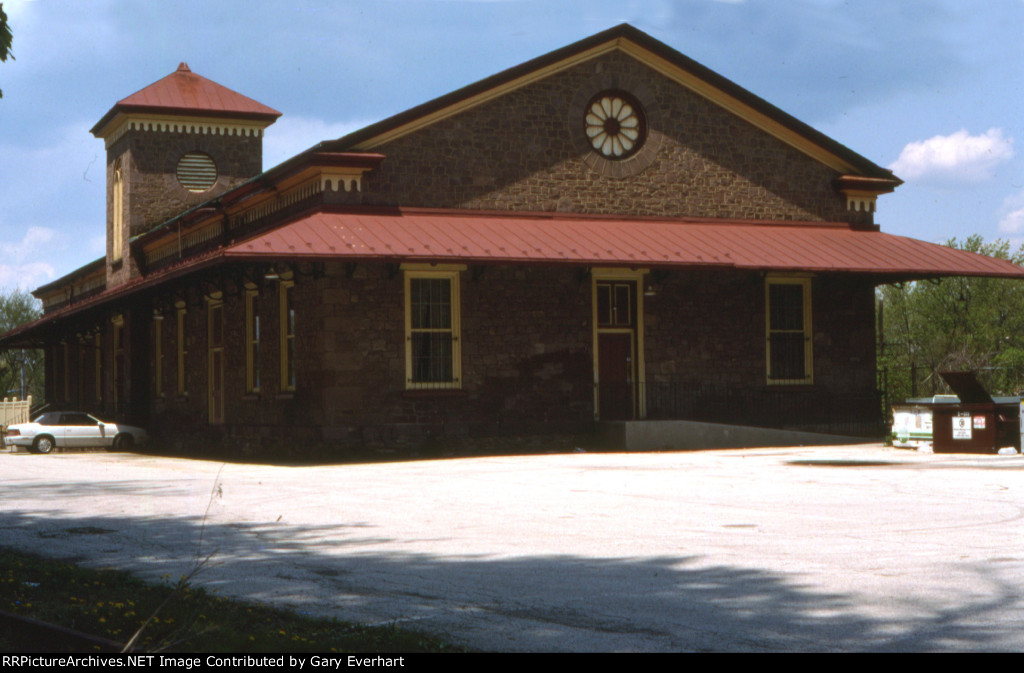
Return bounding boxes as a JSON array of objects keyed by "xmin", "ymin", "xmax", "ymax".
[{"xmin": 90, "ymin": 63, "xmax": 281, "ymax": 285}]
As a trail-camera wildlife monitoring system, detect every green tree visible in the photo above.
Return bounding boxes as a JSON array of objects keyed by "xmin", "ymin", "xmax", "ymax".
[
  {"xmin": 878, "ymin": 235, "xmax": 1024, "ymax": 406},
  {"xmin": 0, "ymin": 2, "xmax": 12, "ymax": 99},
  {"xmin": 0, "ymin": 288, "xmax": 42, "ymax": 402}
]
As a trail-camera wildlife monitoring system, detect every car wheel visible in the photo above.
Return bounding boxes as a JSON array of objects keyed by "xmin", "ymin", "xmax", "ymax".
[
  {"xmin": 113, "ymin": 434, "xmax": 134, "ymax": 451},
  {"xmin": 33, "ymin": 436, "xmax": 55, "ymax": 454}
]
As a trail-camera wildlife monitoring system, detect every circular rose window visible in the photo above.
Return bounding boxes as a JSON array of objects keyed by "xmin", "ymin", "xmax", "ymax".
[{"xmin": 584, "ymin": 91, "xmax": 646, "ymax": 160}]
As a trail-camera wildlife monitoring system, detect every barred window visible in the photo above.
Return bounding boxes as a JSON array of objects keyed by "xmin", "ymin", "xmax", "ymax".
[
  {"xmin": 766, "ymin": 278, "xmax": 812, "ymax": 384},
  {"xmin": 405, "ymin": 270, "xmax": 461, "ymax": 389}
]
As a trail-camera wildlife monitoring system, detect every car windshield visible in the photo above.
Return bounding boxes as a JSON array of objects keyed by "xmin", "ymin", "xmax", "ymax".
[{"xmin": 32, "ymin": 412, "xmax": 62, "ymax": 425}]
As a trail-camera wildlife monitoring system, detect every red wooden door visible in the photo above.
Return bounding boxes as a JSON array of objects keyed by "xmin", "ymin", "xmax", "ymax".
[{"xmin": 599, "ymin": 332, "xmax": 635, "ymax": 420}]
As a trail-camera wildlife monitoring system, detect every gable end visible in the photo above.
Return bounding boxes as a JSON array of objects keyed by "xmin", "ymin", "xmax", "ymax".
[{"xmin": 334, "ymin": 25, "xmax": 898, "ymax": 185}]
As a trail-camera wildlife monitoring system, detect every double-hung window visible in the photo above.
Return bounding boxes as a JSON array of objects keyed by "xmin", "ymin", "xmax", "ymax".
[
  {"xmin": 246, "ymin": 288, "xmax": 261, "ymax": 393},
  {"xmin": 176, "ymin": 301, "xmax": 188, "ymax": 396},
  {"xmin": 112, "ymin": 315, "xmax": 124, "ymax": 409},
  {"xmin": 279, "ymin": 280, "xmax": 295, "ymax": 392},
  {"xmin": 765, "ymin": 276, "xmax": 812, "ymax": 384},
  {"xmin": 153, "ymin": 313, "xmax": 163, "ymax": 398},
  {"xmin": 94, "ymin": 333, "xmax": 102, "ymax": 403},
  {"xmin": 208, "ymin": 296, "xmax": 225, "ymax": 424},
  {"xmin": 404, "ymin": 267, "xmax": 462, "ymax": 389}
]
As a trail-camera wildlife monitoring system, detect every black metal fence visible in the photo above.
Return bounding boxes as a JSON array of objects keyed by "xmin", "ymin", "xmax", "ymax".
[{"xmin": 879, "ymin": 364, "xmax": 1024, "ymax": 408}]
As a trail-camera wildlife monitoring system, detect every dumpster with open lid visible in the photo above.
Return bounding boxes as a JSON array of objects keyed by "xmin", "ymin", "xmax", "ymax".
[{"xmin": 930, "ymin": 371, "xmax": 1020, "ymax": 453}]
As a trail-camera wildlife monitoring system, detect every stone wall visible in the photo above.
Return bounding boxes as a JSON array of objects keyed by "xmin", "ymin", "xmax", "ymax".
[
  {"xmin": 130, "ymin": 261, "xmax": 880, "ymax": 457},
  {"xmin": 104, "ymin": 129, "xmax": 263, "ymax": 286},
  {"xmin": 642, "ymin": 269, "xmax": 879, "ymax": 433},
  {"xmin": 137, "ymin": 263, "xmax": 594, "ymax": 456},
  {"xmin": 643, "ymin": 270, "xmax": 876, "ymax": 390},
  {"xmin": 363, "ymin": 52, "xmax": 870, "ymax": 227},
  {"xmin": 113, "ymin": 130, "xmax": 263, "ymax": 235}
]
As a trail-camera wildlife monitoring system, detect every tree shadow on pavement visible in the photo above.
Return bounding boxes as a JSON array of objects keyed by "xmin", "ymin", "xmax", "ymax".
[{"xmin": 0, "ymin": 502, "xmax": 1019, "ymax": 652}]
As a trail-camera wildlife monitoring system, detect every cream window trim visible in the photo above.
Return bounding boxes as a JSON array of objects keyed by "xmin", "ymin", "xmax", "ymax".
[
  {"xmin": 62, "ymin": 342, "xmax": 70, "ymax": 403},
  {"xmin": 589, "ymin": 267, "xmax": 650, "ymax": 277},
  {"xmin": 245, "ymin": 288, "xmax": 261, "ymax": 394},
  {"xmin": 94, "ymin": 333, "xmax": 102, "ymax": 403},
  {"xmin": 153, "ymin": 314, "xmax": 164, "ymax": 398},
  {"xmin": 207, "ymin": 295, "xmax": 225, "ymax": 425},
  {"xmin": 404, "ymin": 269, "xmax": 462, "ymax": 390},
  {"xmin": 400, "ymin": 263, "xmax": 467, "ymax": 272},
  {"xmin": 77, "ymin": 340, "xmax": 87, "ymax": 405},
  {"xmin": 111, "ymin": 314, "xmax": 124, "ymax": 410},
  {"xmin": 765, "ymin": 276, "xmax": 813, "ymax": 385},
  {"xmin": 176, "ymin": 301, "xmax": 188, "ymax": 397},
  {"xmin": 279, "ymin": 280, "xmax": 296, "ymax": 392},
  {"xmin": 591, "ymin": 269, "xmax": 647, "ymax": 419},
  {"xmin": 112, "ymin": 164, "xmax": 124, "ymax": 263}
]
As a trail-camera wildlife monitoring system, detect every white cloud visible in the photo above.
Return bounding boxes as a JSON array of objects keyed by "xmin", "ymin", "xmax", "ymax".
[
  {"xmin": 0, "ymin": 262, "xmax": 55, "ymax": 291},
  {"xmin": 1000, "ymin": 207, "xmax": 1024, "ymax": 235},
  {"xmin": 3, "ymin": 0, "xmax": 41, "ymax": 22},
  {"xmin": 0, "ymin": 120, "xmax": 97, "ymax": 283},
  {"xmin": 889, "ymin": 128, "xmax": 1014, "ymax": 183},
  {"xmin": 0, "ymin": 226, "xmax": 55, "ymax": 262},
  {"xmin": 0, "ymin": 228, "xmax": 57, "ymax": 290},
  {"xmin": 998, "ymin": 189, "xmax": 1024, "ymax": 236}
]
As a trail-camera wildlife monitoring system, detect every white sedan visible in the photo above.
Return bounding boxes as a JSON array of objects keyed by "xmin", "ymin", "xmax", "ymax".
[{"xmin": 4, "ymin": 412, "xmax": 148, "ymax": 454}]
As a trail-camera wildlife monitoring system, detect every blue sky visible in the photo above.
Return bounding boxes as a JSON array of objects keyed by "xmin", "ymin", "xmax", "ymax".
[{"xmin": 1, "ymin": 0, "xmax": 1022, "ymax": 290}]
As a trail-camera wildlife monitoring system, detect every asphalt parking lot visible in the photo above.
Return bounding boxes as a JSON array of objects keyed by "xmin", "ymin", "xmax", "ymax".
[{"xmin": 2, "ymin": 444, "xmax": 1024, "ymax": 652}]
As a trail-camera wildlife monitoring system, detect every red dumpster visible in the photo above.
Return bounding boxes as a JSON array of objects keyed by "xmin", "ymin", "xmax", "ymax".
[{"xmin": 930, "ymin": 371, "xmax": 1020, "ymax": 454}]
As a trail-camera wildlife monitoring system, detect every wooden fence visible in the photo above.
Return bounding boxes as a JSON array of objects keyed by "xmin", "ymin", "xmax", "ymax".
[{"xmin": 0, "ymin": 396, "xmax": 32, "ymax": 429}]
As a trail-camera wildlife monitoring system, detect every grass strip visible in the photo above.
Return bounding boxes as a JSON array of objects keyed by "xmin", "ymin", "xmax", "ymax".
[{"xmin": 0, "ymin": 546, "xmax": 460, "ymax": 653}]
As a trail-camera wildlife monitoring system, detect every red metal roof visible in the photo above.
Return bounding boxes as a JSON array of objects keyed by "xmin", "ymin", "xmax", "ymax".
[
  {"xmin": 91, "ymin": 63, "xmax": 281, "ymax": 135},
  {"xmin": 4, "ymin": 210, "xmax": 1022, "ymax": 349},
  {"xmin": 224, "ymin": 209, "xmax": 1024, "ymax": 278}
]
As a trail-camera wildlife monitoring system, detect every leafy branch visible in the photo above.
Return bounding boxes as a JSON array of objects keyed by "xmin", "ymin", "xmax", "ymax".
[{"xmin": 121, "ymin": 466, "xmax": 225, "ymax": 652}]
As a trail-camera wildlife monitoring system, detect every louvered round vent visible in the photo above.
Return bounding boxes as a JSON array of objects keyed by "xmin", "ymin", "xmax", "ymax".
[{"xmin": 176, "ymin": 152, "xmax": 218, "ymax": 192}]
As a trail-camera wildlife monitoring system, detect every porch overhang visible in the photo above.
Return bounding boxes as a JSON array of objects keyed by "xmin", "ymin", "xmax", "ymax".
[
  {"xmin": 0, "ymin": 250, "xmax": 224, "ymax": 349},
  {"xmin": 4, "ymin": 208, "xmax": 1023, "ymax": 350},
  {"xmin": 223, "ymin": 208, "xmax": 1024, "ymax": 280}
]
